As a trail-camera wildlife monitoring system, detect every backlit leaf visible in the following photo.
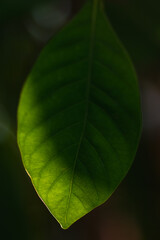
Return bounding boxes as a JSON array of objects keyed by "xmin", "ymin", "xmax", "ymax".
[{"xmin": 18, "ymin": 0, "xmax": 142, "ymax": 229}]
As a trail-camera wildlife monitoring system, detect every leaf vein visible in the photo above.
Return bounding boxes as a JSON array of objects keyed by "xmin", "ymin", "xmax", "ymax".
[
  {"xmin": 36, "ymin": 143, "xmax": 78, "ymax": 190},
  {"xmin": 64, "ymin": 0, "xmax": 99, "ymax": 225},
  {"xmin": 30, "ymin": 121, "xmax": 82, "ymax": 158},
  {"xmin": 23, "ymin": 100, "xmax": 85, "ymax": 147},
  {"xmin": 84, "ymin": 137, "xmax": 107, "ymax": 173}
]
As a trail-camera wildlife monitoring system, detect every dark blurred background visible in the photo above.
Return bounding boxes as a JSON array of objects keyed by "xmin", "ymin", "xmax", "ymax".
[{"xmin": 0, "ymin": 0, "xmax": 160, "ymax": 239}]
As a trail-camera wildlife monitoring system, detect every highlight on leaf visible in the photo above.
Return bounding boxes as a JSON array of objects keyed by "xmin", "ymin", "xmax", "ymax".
[{"xmin": 18, "ymin": 0, "xmax": 142, "ymax": 229}]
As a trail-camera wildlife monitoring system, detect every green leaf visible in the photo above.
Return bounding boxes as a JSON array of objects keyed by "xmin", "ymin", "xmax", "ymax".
[{"xmin": 18, "ymin": 0, "xmax": 141, "ymax": 229}]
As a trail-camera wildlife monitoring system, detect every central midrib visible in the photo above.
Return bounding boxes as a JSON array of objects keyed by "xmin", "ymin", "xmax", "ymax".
[{"xmin": 64, "ymin": 0, "xmax": 99, "ymax": 226}]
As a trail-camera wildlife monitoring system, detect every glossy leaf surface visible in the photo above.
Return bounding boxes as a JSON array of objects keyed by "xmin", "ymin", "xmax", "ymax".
[{"xmin": 18, "ymin": 0, "xmax": 141, "ymax": 229}]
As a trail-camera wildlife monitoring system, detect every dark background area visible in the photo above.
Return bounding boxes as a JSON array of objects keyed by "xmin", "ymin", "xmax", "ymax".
[{"xmin": 0, "ymin": 0, "xmax": 160, "ymax": 239}]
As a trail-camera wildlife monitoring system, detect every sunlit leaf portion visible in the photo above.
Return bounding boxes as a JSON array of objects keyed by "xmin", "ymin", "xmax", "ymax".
[{"xmin": 18, "ymin": 0, "xmax": 141, "ymax": 229}]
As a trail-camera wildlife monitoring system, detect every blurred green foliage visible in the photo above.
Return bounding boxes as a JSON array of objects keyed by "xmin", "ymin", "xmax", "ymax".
[
  {"xmin": 105, "ymin": 0, "xmax": 160, "ymax": 66},
  {"xmin": 0, "ymin": 0, "xmax": 48, "ymax": 21}
]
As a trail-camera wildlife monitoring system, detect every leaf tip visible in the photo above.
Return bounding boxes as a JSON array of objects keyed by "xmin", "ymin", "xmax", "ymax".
[{"xmin": 60, "ymin": 222, "xmax": 71, "ymax": 230}]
